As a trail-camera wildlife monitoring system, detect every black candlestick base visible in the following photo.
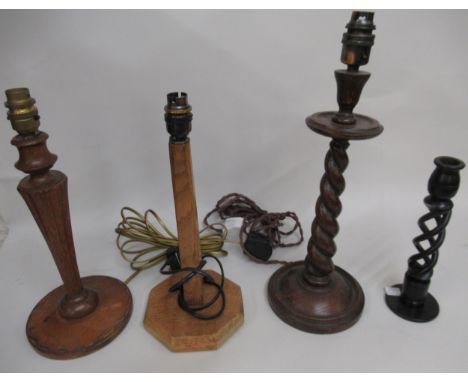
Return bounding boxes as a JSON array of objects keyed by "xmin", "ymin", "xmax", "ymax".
[
  {"xmin": 385, "ymin": 156, "xmax": 464, "ymax": 323},
  {"xmin": 385, "ymin": 284, "xmax": 439, "ymax": 323}
]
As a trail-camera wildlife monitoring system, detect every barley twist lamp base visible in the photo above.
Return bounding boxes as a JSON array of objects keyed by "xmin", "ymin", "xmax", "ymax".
[{"xmin": 267, "ymin": 11, "xmax": 383, "ymax": 335}]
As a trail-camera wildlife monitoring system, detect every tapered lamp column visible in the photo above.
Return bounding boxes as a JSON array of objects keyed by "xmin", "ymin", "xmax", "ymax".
[{"xmin": 144, "ymin": 92, "xmax": 244, "ymax": 352}]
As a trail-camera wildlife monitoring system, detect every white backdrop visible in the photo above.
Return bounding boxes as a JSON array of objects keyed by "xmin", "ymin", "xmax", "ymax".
[{"xmin": 0, "ymin": 10, "xmax": 467, "ymax": 372}]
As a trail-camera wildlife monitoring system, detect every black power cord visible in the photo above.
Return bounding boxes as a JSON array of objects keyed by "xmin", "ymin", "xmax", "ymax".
[{"xmin": 159, "ymin": 248, "xmax": 225, "ymax": 320}]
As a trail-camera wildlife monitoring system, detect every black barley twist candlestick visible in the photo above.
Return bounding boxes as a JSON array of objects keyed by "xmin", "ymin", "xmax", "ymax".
[
  {"xmin": 385, "ymin": 156, "xmax": 465, "ymax": 322},
  {"xmin": 268, "ymin": 11, "xmax": 383, "ymax": 333}
]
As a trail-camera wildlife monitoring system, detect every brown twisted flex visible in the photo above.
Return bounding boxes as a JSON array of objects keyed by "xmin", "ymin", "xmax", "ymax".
[{"xmin": 203, "ymin": 193, "xmax": 304, "ymax": 265}]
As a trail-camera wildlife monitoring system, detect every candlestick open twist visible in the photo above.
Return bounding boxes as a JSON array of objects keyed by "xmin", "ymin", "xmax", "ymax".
[
  {"xmin": 4, "ymin": 88, "xmax": 132, "ymax": 359},
  {"xmin": 385, "ymin": 156, "xmax": 465, "ymax": 322},
  {"xmin": 268, "ymin": 11, "xmax": 383, "ymax": 333}
]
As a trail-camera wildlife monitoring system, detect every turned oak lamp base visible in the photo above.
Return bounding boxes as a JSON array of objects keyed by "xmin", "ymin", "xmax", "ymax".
[
  {"xmin": 27, "ymin": 276, "xmax": 132, "ymax": 360},
  {"xmin": 267, "ymin": 109, "xmax": 380, "ymax": 334},
  {"xmin": 144, "ymin": 271, "xmax": 243, "ymax": 352},
  {"xmin": 4, "ymin": 88, "xmax": 133, "ymax": 360},
  {"xmin": 143, "ymin": 92, "xmax": 244, "ymax": 352},
  {"xmin": 268, "ymin": 261, "xmax": 364, "ymax": 333}
]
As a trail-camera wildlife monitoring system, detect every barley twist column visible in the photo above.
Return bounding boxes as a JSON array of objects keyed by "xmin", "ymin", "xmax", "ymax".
[{"xmin": 304, "ymin": 139, "xmax": 349, "ymax": 285}]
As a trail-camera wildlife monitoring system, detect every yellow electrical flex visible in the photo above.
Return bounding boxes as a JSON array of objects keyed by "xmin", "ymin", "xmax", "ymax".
[{"xmin": 115, "ymin": 207, "xmax": 230, "ymax": 283}]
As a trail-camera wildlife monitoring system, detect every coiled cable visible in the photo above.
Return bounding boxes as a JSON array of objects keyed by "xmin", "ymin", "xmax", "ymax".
[{"xmin": 115, "ymin": 207, "xmax": 229, "ymax": 283}]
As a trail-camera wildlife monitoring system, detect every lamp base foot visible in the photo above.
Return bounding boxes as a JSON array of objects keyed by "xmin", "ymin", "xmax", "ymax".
[
  {"xmin": 385, "ymin": 284, "xmax": 439, "ymax": 323},
  {"xmin": 268, "ymin": 261, "xmax": 364, "ymax": 333},
  {"xmin": 26, "ymin": 275, "xmax": 133, "ymax": 360},
  {"xmin": 144, "ymin": 270, "xmax": 244, "ymax": 352}
]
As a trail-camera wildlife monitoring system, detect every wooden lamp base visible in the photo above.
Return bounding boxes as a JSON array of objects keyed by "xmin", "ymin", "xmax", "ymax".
[
  {"xmin": 26, "ymin": 276, "xmax": 132, "ymax": 360},
  {"xmin": 268, "ymin": 261, "xmax": 364, "ymax": 333},
  {"xmin": 267, "ymin": 12, "xmax": 381, "ymax": 335},
  {"xmin": 144, "ymin": 270, "xmax": 244, "ymax": 352}
]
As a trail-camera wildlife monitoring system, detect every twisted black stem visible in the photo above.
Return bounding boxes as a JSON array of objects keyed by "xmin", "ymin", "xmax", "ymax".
[
  {"xmin": 407, "ymin": 200, "xmax": 452, "ymax": 281},
  {"xmin": 400, "ymin": 156, "xmax": 465, "ymax": 308},
  {"xmin": 304, "ymin": 139, "xmax": 350, "ymax": 286}
]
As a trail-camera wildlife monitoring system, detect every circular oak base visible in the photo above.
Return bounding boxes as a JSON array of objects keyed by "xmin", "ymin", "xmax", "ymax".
[
  {"xmin": 268, "ymin": 261, "xmax": 364, "ymax": 333},
  {"xmin": 26, "ymin": 275, "xmax": 133, "ymax": 360},
  {"xmin": 385, "ymin": 284, "xmax": 439, "ymax": 323}
]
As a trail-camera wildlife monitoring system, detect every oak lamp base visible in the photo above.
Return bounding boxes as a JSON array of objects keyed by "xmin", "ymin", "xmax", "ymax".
[
  {"xmin": 268, "ymin": 261, "xmax": 364, "ymax": 333},
  {"xmin": 26, "ymin": 276, "xmax": 133, "ymax": 360},
  {"xmin": 144, "ymin": 270, "xmax": 244, "ymax": 352}
]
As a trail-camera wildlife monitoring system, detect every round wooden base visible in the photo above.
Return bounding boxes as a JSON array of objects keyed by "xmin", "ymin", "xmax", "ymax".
[
  {"xmin": 26, "ymin": 276, "xmax": 132, "ymax": 360},
  {"xmin": 385, "ymin": 284, "xmax": 439, "ymax": 323},
  {"xmin": 144, "ymin": 270, "xmax": 244, "ymax": 352},
  {"xmin": 268, "ymin": 261, "xmax": 364, "ymax": 333},
  {"xmin": 306, "ymin": 111, "xmax": 383, "ymax": 140}
]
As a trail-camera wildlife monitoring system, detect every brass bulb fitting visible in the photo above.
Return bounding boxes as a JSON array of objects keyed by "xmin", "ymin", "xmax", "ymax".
[
  {"xmin": 164, "ymin": 92, "xmax": 193, "ymax": 142},
  {"xmin": 164, "ymin": 92, "xmax": 192, "ymax": 115},
  {"xmin": 4, "ymin": 87, "xmax": 40, "ymax": 136}
]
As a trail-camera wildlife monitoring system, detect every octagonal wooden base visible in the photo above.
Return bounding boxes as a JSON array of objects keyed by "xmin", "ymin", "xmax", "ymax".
[
  {"xmin": 144, "ymin": 270, "xmax": 244, "ymax": 352},
  {"xmin": 26, "ymin": 275, "xmax": 133, "ymax": 360}
]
